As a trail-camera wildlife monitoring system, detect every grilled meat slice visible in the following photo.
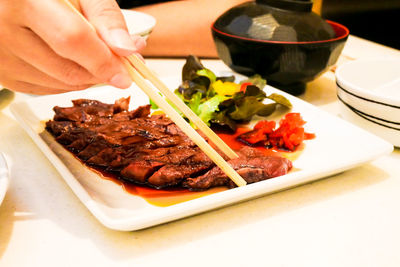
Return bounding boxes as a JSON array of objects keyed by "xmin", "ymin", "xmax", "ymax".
[
  {"xmin": 46, "ymin": 97, "xmax": 293, "ymax": 190},
  {"xmin": 183, "ymin": 154, "xmax": 292, "ymax": 190}
]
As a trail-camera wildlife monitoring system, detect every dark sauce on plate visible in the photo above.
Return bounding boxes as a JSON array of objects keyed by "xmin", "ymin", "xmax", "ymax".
[{"xmin": 81, "ymin": 127, "xmax": 301, "ymax": 207}]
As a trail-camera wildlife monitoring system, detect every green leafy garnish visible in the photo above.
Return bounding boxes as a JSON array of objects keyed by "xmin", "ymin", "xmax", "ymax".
[
  {"xmin": 149, "ymin": 98, "xmax": 159, "ymax": 110},
  {"xmin": 196, "ymin": 69, "xmax": 217, "ymax": 84},
  {"xmin": 151, "ymin": 55, "xmax": 292, "ymax": 131},
  {"xmin": 267, "ymin": 93, "xmax": 293, "ymax": 109},
  {"xmin": 211, "ymin": 110, "xmax": 237, "ymax": 130},
  {"xmin": 240, "ymin": 74, "xmax": 266, "ymax": 89},
  {"xmin": 188, "ymin": 91, "xmax": 202, "ymax": 115},
  {"xmin": 229, "ymin": 98, "xmax": 276, "ymax": 121},
  {"xmin": 197, "ymin": 95, "xmax": 228, "ymax": 125}
]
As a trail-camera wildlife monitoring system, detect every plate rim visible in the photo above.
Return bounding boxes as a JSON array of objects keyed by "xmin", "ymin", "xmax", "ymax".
[
  {"xmin": 9, "ymin": 83, "xmax": 394, "ymax": 231},
  {"xmin": 0, "ymin": 153, "xmax": 9, "ymax": 207}
]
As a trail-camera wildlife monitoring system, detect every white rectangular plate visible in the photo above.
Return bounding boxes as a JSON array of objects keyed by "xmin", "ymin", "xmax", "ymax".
[
  {"xmin": 10, "ymin": 77, "xmax": 393, "ymax": 231},
  {"xmin": 0, "ymin": 153, "xmax": 9, "ymax": 207}
]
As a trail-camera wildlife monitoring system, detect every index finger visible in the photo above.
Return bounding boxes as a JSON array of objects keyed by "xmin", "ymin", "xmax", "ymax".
[
  {"xmin": 80, "ymin": 0, "xmax": 145, "ymax": 56},
  {"xmin": 23, "ymin": 0, "xmax": 132, "ymax": 88}
]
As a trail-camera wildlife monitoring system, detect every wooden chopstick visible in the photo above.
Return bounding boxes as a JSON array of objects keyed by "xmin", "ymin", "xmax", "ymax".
[
  {"xmin": 127, "ymin": 54, "xmax": 238, "ymax": 160},
  {"xmin": 62, "ymin": 0, "xmax": 247, "ymax": 187},
  {"xmin": 122, "ymin": 59, "xmax": 246, "ymax": 187},
  {"xmin": 62, "ymin": 0, "xmax": 237, "ymax": 159}
]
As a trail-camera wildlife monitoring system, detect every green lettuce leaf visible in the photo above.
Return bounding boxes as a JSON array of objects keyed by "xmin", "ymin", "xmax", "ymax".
[
  {"xmin": 170, "ymin": 55, "xmax": 292, "ymax": 130},
  {"xmin": 244, "ymin": 85, "xmax": 267, "ymax": 100},
  {"xmin": 149, "ymin": 98, "xmax": 159, "ymax": 110},
  {"xmin": 211, "ymin": 110, "xmax": 237, "ymax": 131},
  {"xmin": 188, "ymin": 91, "xmax": 202, "ymax": 115},
  {"xmin": 267, "ymin": 93, "xmax": 292, "ymax": 108},
  {"xmin": 240, "ymin": 74, "xmax": 266, "ymax": 89},
  {"xmin": 229, "ymin": 96, "xmax": 277, "ymax": 121},
  {"xmin": 182, "ymin": 55, "xmax": 205, "ymax": 81},
  {"xmin": 196, "ymin": 68, "xmax": 217, "ymax": 84},
  {"xmin": 216, "ymin": 75, "xmax": 235, "ymax": 83},
  {"xmin": 197, "ymin": 95, "xmax": 228, "ymax": 125},
  {"xmin": 178, "ymin": 79, "xmax": 208, "ymax": 100}
]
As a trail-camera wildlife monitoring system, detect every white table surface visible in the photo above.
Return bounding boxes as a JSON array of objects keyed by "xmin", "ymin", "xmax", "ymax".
[{"xmin": 1, "ymin": 35, "xmax": 399, "ymax": 267}]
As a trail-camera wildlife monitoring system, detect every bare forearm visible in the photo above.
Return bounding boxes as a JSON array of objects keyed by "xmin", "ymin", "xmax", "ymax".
[{"xmin": 133, "ymin": 0, "xmax": 249, "ymax": 58}]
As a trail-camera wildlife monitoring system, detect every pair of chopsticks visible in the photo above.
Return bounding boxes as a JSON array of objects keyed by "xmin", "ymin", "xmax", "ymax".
[{"xmin": 63, "ymin": 1, "xmax": 247, "ymax": 187}]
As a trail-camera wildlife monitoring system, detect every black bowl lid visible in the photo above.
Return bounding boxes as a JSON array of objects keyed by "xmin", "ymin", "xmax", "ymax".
[
  {"xmin": 212, "ymin": 20, "xmax": 349, "ymax": 44},
  {"xmin": 213, "ymin": 1, "xmax": 336, "ymax": 42},
  {"xmin": 256, "ymin": 0, "xmax": 313, "ymax": 12}
]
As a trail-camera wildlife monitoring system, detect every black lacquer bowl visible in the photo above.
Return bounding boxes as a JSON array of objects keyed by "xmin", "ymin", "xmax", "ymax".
[{"xmin": 212, "ymin": 0, "xmax": 349, "ymax": 95}]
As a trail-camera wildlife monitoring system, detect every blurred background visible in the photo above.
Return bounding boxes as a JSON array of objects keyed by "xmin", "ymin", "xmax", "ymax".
[
  {"xmin": 117, "ymin": 0, "xmax": 400, "ymax": 50},
  {"xmin": 319, "ymin": 0, "xmax": 400, "ymax": 50}
]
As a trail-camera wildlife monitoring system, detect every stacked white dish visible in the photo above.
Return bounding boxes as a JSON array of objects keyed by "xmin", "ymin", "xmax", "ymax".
[{"xmin": 336, "ymin": 58, "xmax": 400, "ymax": 147}]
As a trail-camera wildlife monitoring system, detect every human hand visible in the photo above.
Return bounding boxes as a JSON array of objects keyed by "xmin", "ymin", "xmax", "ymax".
[{"xmin": 0, "ymin": 0, "xmax": 146, "ymax": 95}]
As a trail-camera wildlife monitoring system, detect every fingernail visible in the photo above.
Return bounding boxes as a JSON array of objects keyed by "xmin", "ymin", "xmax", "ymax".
[
  {"xmin": 109, "ymin": 28, "xmax": 136, "ymax": 53},
  {"xmin": 134, "ymin": 36, "xmax": 147, "ymax": 51},
  {"xmin": 109, "ymin": 73, "xmax": 132, "ymax": 89}
]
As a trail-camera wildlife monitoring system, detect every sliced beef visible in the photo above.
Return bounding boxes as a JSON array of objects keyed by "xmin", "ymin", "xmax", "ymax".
[
  {"xmin": 46, "ymin": 97, "xmax": 293, "ymax": 190},
  {"xmin": 72, "ymin": 99, "xmax": 114, "ymax": 116},
  {"xmin": 121, "ymin": 160, "xmax": 165, "ymax": 184},
  {"xmin": 77, "ymin": 136, "xmax": 112, "ymax": 161},
  {"xmin": 55, "ymin": 128, "xmax": 95, "ymax": 146},
  {"xmin": 112, "ymin": 97, "xmax": 130, "ymax": 113},
  {"xmin": 66, "ymin": 132, "xmax": 97, "ymax": 152},
  {"xmin": 86, "ymin": 147, "xmax": 119, "ymax": 167},
  {"xmin": 128, "ymin": 104, "xmax": 151, "ymax": 119},
  {"xmin": 183, "ymin": 154, "xmax": 293, "ymax": 190},
  {"xmin": 45, "ymin": 120, "xmax": 74, "ymax": 136},
  {"xmin": 148, "ymin": 163, "xmax": 211, "ymax": 188}
]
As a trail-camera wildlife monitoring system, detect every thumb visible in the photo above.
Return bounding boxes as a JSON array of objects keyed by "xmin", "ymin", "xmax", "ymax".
[{"xmin": 80, "ymin": 0, "xmax": 144, "ymax": 56}]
